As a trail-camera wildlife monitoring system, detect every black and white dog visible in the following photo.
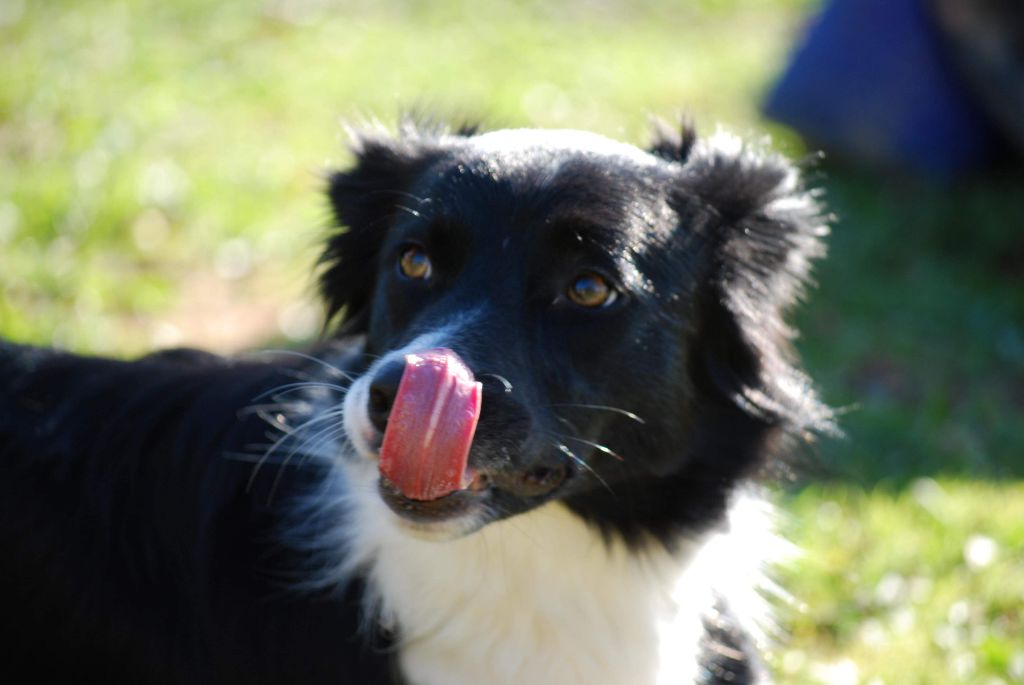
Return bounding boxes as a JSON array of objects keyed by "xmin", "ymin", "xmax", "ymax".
[{"xmin": 0, "ymin": 120, "xmax": 832, "ymax": 684}]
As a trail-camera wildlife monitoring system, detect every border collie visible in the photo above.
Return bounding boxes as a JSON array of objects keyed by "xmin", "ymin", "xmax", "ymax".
[{"xmin": 0, "ymin": 119, "xmax": 832, "ymax": 684}]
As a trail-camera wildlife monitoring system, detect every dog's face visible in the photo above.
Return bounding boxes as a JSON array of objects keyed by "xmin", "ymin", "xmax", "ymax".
[{"xmin": 323, "ymin": 122, "xmax": 829, "ymax": 542}]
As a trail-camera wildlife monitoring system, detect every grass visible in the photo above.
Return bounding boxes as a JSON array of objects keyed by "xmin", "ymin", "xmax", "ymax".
[
  {"xmin": 779, "ymin": 482, "xmax": 1024, "ymax": 684},
  {"xmin": 804, "ymin": 170, "xmax": 1024, "ymax": 483},
  {"xmin": 1, "ymin": 0, "xmax": 811, "ymax": 353},
  {"xmin": 2, "ymin": 0, "xmax": 1022, "ymax": 682}
]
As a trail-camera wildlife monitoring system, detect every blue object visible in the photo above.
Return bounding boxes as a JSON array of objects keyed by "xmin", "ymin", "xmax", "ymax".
[{"xmin": 763, "ymin": 0, "xmax": 999, "ymax": 177}]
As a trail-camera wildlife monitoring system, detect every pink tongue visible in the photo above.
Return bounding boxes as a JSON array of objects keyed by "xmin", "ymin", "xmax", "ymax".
[{"xmin": 378, "ymin": 348, "xmax": 483, "ymax": 501}]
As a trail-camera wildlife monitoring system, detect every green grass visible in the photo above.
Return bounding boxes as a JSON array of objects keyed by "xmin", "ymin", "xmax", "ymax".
[
  {"xmin": 779, "ymin": 482, "xmax": 1024, "ymax": 684},
  {"xmin": 0, "ymin": 0, "xmax": 812, "ymax": 353},
  {"xmin": 2, "ymin": 1, "xmax": 1022, "ymax": 682}
]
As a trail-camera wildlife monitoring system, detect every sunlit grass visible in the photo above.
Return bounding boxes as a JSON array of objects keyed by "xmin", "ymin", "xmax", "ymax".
[
  {"xmin": 779, "ymin": 482, "xmax": 1024, "ymax": 684},
  {"xmin": 0, "ymin": 0, "xmax": 811, "ymax": 354}
]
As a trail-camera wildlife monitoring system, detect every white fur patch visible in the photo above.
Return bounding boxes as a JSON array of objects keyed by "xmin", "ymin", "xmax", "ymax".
[
  {"xmin": 346, "ymin": 471, "xmax": 695, "ymax": 684},
  {"xmin": 332, "ymin": 448, "xmax": 780, "ymax": 685}
]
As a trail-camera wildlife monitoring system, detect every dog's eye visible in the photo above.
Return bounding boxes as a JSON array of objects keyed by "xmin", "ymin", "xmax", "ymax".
[
  {"xmin": 567, "ymin": 272, "xmax": 616, "ymax": 308},
  {"xmin": 398, "ymin": 245, "xmax": 432, "ymax": 280}
]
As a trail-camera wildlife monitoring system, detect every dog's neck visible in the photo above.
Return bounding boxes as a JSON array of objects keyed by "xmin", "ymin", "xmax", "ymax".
[{"xmin": 339, "ymin": 461, "xmax": 740, "ymax": 685}]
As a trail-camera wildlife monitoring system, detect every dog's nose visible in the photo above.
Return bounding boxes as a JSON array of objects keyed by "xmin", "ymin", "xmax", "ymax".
[{"xmin": 367, "ymin": 359, "xmax": 406, "ymax": 433}]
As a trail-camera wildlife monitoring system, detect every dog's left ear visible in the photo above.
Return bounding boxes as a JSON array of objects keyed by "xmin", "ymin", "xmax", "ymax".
[
  {"xmin": 319, "ymin": 123, "xmax": 465, "ymax": 332},
  {"xmin": 664, "ymin": 127, "xmax": 833, "ymax": 436}
]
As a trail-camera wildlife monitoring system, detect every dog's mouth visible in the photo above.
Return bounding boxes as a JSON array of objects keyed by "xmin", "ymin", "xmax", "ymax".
[
  {"xmin": 377, "ymin": 470, "xmax": 490, "ymax": 527},
  {"xmin": 378, "ymin": 461, "xmax": 571, "ymax": 530},
  {"xmin": 366, "ymin": 347, "xmax": 569, "ymax": 528}
]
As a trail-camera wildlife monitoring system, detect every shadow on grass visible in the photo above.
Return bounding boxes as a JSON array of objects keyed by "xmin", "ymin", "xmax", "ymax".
[{"xmin": 794, "ymin": 167, "xmax": 1024, "ymax": 488}]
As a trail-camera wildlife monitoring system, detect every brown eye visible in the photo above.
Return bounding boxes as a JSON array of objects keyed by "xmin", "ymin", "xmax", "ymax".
[
  {"xmin": 567, "ymin": 272, "xmax": 616, "ymax": 308},
  {"xmin": 398, "ymin": 245, "xmax": 432, "ymax": 280}
]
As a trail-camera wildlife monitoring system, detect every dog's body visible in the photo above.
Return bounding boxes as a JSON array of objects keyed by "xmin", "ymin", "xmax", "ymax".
[{"xmin": 0, "ymin": 121, "xmax": 830, "ymax": 684}]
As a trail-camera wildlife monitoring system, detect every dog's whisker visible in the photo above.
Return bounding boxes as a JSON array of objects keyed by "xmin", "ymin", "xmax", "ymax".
[
  {"xmin": 549, "ymin": 432, "xmax": 624, "ymax": 462},
  {"xmin": 223, "ymin": 451, "xmax": 306, "ymax": 466},
  {"xmin": 250, "ymin": 407, "xmax": 316, "ymax": 438},
  {"xmin": 263, "ymin": 409, "xmax": 353, "ymax": 503},
  {"xmin": 267, "ymin": 422, "xmax": 349, "ymax": 505},
  {"xmin": 546, "ymin": 403, "xmax": 646, "ymax": 424},
  {"xmin": 293, "ymin": 423, "xmax": 350, "ymax": 468},
  {"xmin": 239, "ymin": 401, "xmax": 305, "ymax": 415},
  {"xmin": 281, "ymin": 407, "xmax": 346, "ymax": 434},
  {"xmin": 380, "ymin": 187, "xmax": 431, "ymax": 207},
  {"xmin": 249, "ymin": 380, "xmax": 350, "ymax": 404},
  {"xmin": 276, "ymin": 367, "xmax": 324, "ymax": 383},
  {"xmin": 551, "ymin": 440, "xmax": 614, "ymax": 495},
  {"xmin": 253, "ymin": 407, "xmax": 291, "ymax": 428},
  {"xmin": 251, "ymin": 405, "xmax": 318, "ymax": 438},
  {"xmin": 480, "ymin": 373, "xmax": 513, "ymax": 393},
  {"xmin": 266, "ymin": 452, "xmax": 301, "ymax": 506},
  {"xmin": 245, "ymin": 349, "xmax": 356, "ymax": 381},
  {"xmin": 246, "ymin": 410, "xmax": 346, "ymax": 493},
  {"xmin": 394, "ymin": 203, "xmax": 422, "ymax": 218},
  {"xmin": 553, "ymin": 414, "xmax": 582, "ymax": 434}
]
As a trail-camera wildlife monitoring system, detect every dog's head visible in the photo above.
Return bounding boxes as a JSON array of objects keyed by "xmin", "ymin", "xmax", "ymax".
[{"xmin": 321, "ymin": 120, "xmax": 831, "ymax": 544}]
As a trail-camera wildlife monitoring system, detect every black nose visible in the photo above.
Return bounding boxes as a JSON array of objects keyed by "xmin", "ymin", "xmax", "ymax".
[{"xmin": 367, "ymin": 359, "xmax": 407, "ymax": 434}]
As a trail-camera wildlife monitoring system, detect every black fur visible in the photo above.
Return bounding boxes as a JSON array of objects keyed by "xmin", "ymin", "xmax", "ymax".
[
  {"xmin": 0, "ymin": 119, "xmax": 830, "ymax": 684},
  {"xmin": 0, "ymin": 342, "xmax": 396, "ymax": 683}
]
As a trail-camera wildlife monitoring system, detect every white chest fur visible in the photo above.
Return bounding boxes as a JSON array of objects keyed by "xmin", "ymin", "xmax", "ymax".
[{"xmin": 341, "ymin": 485, "xmax": 732, "ymax": 685}]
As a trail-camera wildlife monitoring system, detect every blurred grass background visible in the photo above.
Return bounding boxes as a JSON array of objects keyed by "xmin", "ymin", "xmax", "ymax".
[{"xmin": 1, "ymin": 0, "xmax": 1021, "ymax": 682}]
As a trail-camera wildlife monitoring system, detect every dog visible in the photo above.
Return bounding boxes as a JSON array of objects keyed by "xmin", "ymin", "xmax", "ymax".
[{"xmin": 0, "ymin": 119, "xmax": 832, "ymax": 684}]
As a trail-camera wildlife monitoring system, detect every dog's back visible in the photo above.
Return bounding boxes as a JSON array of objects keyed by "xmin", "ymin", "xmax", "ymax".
[{"xmin": 0, "ymin": 342, "xmax": 396, "ymax": 683}]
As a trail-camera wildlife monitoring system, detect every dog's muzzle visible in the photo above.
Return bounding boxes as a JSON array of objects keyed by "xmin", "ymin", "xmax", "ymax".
[{"xmin": 345, "ymin": 343, "xmax": 571, "ymax": 530}]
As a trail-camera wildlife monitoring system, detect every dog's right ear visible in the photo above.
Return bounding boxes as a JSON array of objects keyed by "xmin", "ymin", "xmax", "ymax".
[
  {"xmin": 672, "ymin": 131, "xmax": 835, "ymax": 441},
  {"xmin": 319, "ymin": 125, "xmax": 453, "ymax": 332}
]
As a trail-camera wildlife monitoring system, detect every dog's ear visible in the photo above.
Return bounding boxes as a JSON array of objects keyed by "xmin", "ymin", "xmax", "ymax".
[
  {"xmin": 674, "ymin": 132, "xmax": 833, "ymax": 437},
  {"xmin": 319, "ymin": 122, "xmax": 471, "ymax": 332},
  {"xmin": 648, "ymin": 117, "xmax": 698, "ymax": 164}
]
